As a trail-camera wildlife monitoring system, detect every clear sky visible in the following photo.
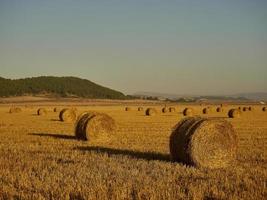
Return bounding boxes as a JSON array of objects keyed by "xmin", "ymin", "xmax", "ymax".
[{"xmin": 0, "ymin": 0, "xmax": 266, "ymax": 95}]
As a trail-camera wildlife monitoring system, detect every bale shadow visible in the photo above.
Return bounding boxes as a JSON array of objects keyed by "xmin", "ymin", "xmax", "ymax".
[
  {"xmin": 50, "ymin": 119, "xmax": 61, "ymax": 122},
  {"xmin": 29, "ymin": 133, "xmax": 76, "ymax": 140},
  {"xmin": 75, "ymin": 146, "xmax": 170, "ymax": 162}
]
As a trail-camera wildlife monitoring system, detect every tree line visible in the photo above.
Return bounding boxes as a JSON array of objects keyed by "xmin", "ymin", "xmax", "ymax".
[{"xmin": 0, "ymin": 76, "xmax": 128, "ymax": 99}]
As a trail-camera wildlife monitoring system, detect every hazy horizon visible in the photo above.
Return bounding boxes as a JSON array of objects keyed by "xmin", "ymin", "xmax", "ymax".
[{"xmin": 0, "ymin": 0, "xmax": 266, "ymax": 95}]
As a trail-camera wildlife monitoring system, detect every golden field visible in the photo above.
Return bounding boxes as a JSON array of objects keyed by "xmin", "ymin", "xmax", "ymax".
[{"xmin": 0, "ymin": 103, "xmax": 266, "ymax": 200}]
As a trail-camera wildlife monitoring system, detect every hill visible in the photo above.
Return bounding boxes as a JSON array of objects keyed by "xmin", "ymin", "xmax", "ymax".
[{"xmin": 0, "ymin": 76, "xmax": 127, "ymax": 99}]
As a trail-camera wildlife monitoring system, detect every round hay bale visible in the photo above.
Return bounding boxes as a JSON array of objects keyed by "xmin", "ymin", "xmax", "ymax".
[
  {"xmin": 248, "ymin": 106, "xmax": 254, "ymax": 111},
  {"xmin": 9, "ymin": 107, "xmax": 22, "ymax": 113},
  {"xmin": 263, "ymin": 107, "xmax": 266, "ymax": 112},
  {"xmin": 170, "ymin": 117, "xmax": 237, "ymax": 169},
  {"xmin": 216, "ymin": 107, "xmax": 223, "ymax": 113},
  {"xmin": 59, "ymin": 108, "xmax": 77, "ymax": 122},
  {"xmin": 169, "ymin": 107, "xmax": 176, "ymax": 113},
  {"xmin": 162, "ymin": 107, "xmax": 168, "ymax": 113},
  {"xmin": 75, "ymin": 112, "xmax": 116, "ymax": 141},
  {"xmin": 183, "ymin": 108, "xmax": 194, "ymax": 117},
  {"xmin": 242, "ymin": 107, "xmax": 249, "ymax": 112},
  {"xmin": 37, "ymin": 108, "xmax": 47, "ymax": 116},
  {"xmin": 53, "ymin": 107, "xmax": 59, "ymax": 112},
  {"xmin": 228, "ymin": 109, "xmax": 241, "ymax": 118},
  {"xmin": 145, "ymin": 108, "xmax": 157, "ymax": 116},
  {"xmin": 202, "ymin": 108, "xmax": 211, "ymax": 114},
  {"xmin": 138, "ymin": 107, "xmax": 144, "ymax": 111},
  {"xmin": 125, "ymin": 107, "xmax": 131, "ymax": 111}
]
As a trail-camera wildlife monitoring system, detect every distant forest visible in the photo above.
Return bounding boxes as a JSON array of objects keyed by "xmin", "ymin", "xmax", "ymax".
[{"xmin": 0, "ymin": 76, "xmax": 127, "ymax": 99}]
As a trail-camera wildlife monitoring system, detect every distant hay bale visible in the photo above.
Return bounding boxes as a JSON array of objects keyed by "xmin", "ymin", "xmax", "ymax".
[
  {"xmin": 53, "ymin": 107, "xmax": 59, "ymax": 112},
  {"xmin": 169, "ymin": 117, "xmax": 237, "ymax": 169},
  {"xmin": 162, "ymin": 107, "xmax": 168, "ymax": 113},
  {"xmin": 37, "ymin": 108, "xmax": 47, "ymax": 116},
  {"xmin": 125, "ymin": 107, "xmax": 131, "ymax": 111},
  {"xmin": 248, "ymin": 106, "xmax": 254, "ymax": 111},
  {"xmin": 169, "ymin": 107, "xmax": 176, "ymax": 112},
  {"xmin": 242, "ymin": 107, "xmax": 249, "ymax": 112},
  {"xmin": 9, "ymin": 107, "xmax": 22, "ymax": 113},
  {"xmin": 216, "ymin": 107, "xmax": 223, "ymax": 113},
  {"xmin": 202, "ymin": 107, "xmax": 211, "ymax": 114},
  {"xmin": 183, "ymin": 108, "xmax": 194, "ymax": 116},
  {"xmin": 138, "ymin": 107, "xmax": 144, "ymax": 111},
  {"xmin": 59, "ymin": 108, "xmax": 77, "ymax": 122},
  {"xmin": 228, "ymin": 109, "xmax": 241, "ymax": 118},
  {"xmin": 75, "ymin": 112, "xmax": 116, "ymax": 141},
  {"xmin": 145, "ymin": 108, "xmax": 157, "ymax": 116},
  {"xmin": 263, "ymin": 107, "xmax": 266, "ymax": 112}
]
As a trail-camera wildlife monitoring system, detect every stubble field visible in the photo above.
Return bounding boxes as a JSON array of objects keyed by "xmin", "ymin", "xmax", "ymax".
[{"xmin": 0, "ymin": 103, "xmax": 266, "ymax": 200}]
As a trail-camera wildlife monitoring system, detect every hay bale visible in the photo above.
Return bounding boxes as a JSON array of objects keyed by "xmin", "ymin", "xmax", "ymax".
[
  {"xmin": 216, "ymin": 107, "xmax": 223, "ymax": 113},
  {"xmin": 162, "ymin": 107, "xmax": 168, "ymax": 113},
  {"xmin": 169, "ymin": 107, "xmax": 176, "ymax": 113},
  {"xmin": 263, "ymin": 107, "xmax": 266, "ymax": 112},
  {"xmin": 202, "ymin": 108, "xmax": 211, "ymax": 114},
  {"xmin": 248, "ymin": 106, "xmax": 254, "ymax": 111},
  {"xmin": 145, "ymin": 108, "xmax": 157, "ymax": 116},
  {"xmin": 228, "ymin": 109, "xmax": 241, "ymax": 118},
  {"xmin": 75, "ymin": 112, "xmax": 116, "ymax": 141},
  {"xmin": 125, "ymin": 107, "xmax": 131, "ymax": 111},
  {"xmin": 9, "ymin": 107, "xmax": 22, "ymax": 113},
  {"xmin": 242, "ymin": 107, "xmax": 249, "ymax": 112},
  {"xmin": 138, "ymin": 107, "xmax": 144, "ymax": 111},
  {"xmin": 53, "ymin": 107, "xmax": 59, "ymax": 112},
  {"xmin": 170, "ymin": 117, "xmax": 237, "ymax": 169},
  {"xmin": 59, "ymin": 108, "xmax": 77, "ymax": 122},
  {"xmin": 183, "ymin": 108, "xmax": 194, "ymax": 116},
  {"xmin": 37, "ymin": 108, "xmax": 47, "ymax": 116}
]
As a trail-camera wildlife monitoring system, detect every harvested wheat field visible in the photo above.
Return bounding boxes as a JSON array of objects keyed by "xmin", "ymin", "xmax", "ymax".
[{"xmin": 0, "ymin": 102, "xmax": 266, "ymax": 199}]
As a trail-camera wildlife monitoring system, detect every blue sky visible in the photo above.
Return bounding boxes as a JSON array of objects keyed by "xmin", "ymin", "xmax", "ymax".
[{"xmin": 0, "ymin": 0, "xmax": 266, "ymax": 95}]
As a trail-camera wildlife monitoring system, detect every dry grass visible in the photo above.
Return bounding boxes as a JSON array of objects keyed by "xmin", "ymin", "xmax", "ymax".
[
  {"xmin": 0, "ymin": 103, "xmax": 266, "ymax": 199},
  {"xmin": 9, "ymin": 107, "xmax": 22, "ymax": 113}
]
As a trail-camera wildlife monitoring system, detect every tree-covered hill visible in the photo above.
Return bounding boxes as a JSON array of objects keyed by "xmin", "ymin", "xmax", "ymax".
[{"xmin": 0, "ymin": 76, "xmax": 127, "ymax": 99}]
